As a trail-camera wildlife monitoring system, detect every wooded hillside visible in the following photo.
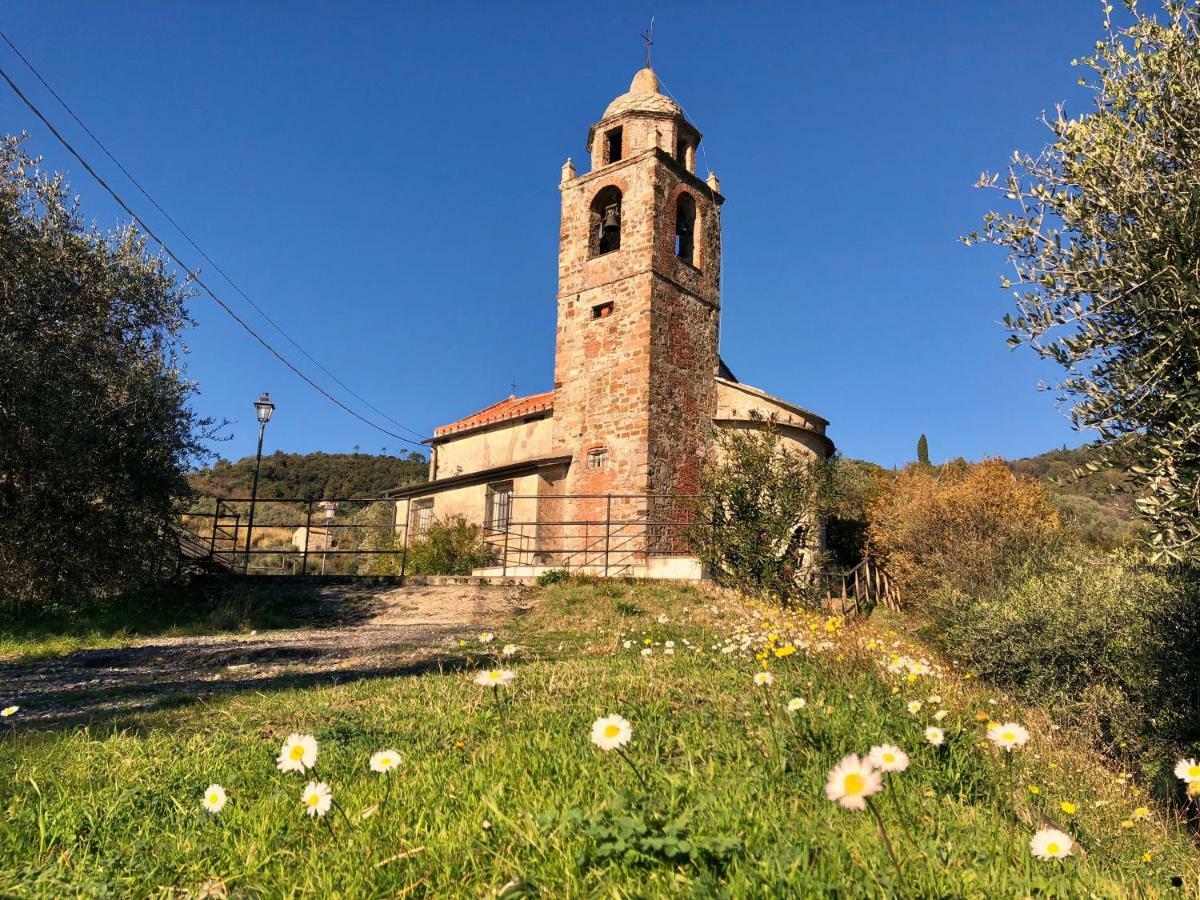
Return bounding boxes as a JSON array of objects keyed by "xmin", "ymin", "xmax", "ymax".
[
  {"xmin": 189, "ymin": 451, "xmax": 428, "ymax": 500},
  {"xmin": 1007, "ymin": 444, "xmax": 1139, "ymax": 548}
]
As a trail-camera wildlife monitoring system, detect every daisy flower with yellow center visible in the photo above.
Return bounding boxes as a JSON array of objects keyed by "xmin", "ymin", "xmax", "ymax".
[
  {"xmin": 301, "ymin": 781, "xmax": 333, "ymax": 818},
  {"xmin": 1, "ymin": 705, "xmax": 18, "ymax": 717},
  {"xmin": 590, "ymin": 714, "xmax": 632, "ymax": 751},
  {"xmin": 474, "ymin": 669, "xmax": 516, "ymax": 688},
  {"xmin": 1174, "ymin": 758, "xmax": 1200, "ymax": 783},
  {"xmin": 824, "ymin": 754, "xmax": 882, "ymax": 811},
  {"xmin": 753, "ymin": 671, "xmax": 775, "ymax": 687},
  {"xmin": 986, "ymin": 721, "xmax": 1030, "ymax": 752},
  {"xmin": 201, "ymin": 783, "xmax": 227, "ymax": 814},
  {"xmin": 1029, "ymin": 827, "xmax": 1074, "ymax": 861},
  {"xmin": 906, "ymin": 700, "xmax": 923, "ymax": 715},
  {"xmin": 276, "ymin": 733, "xmax": 318, "ymax": 773},
  {"xmin": 369, "ymin": 749, "xmax": 401, "ymax": 773},
  {"xmin": 868, "ymin": 744, "xmax": 910, "ymax": 773},
  {"xmin": 786, "ymin": 697, "xmax": 806, "ymax": 712},
  {"xmin": 924, "ymin": 726, "xmax": 945, "ymax": 747},
  {"xmin": 479, "ymin": 632, "xmax": 494, "ymax": 643}
]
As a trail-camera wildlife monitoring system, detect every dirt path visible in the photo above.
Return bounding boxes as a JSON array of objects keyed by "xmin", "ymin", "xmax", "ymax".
[{"xmin": 1, "ymin": 581, "xmax": 537, "ymax": 729}]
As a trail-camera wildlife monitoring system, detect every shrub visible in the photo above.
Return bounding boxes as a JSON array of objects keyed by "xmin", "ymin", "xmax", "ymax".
[
  {"xmin": 537, "ymin": 568, "xmax": 571, "ymax": 587},
  {"xmin": 404, "ymin": 515, "xmax": 491, "ymax": 576},
  {"xmin": 922, "ymin": 551, "xmax": 1200, "ymax": 774},
  {"xmin": 868, "ymin": 459, "xmax": 1065, "ymax": 602},
  {"xmin": 688, "ymin": 419, "xmax": 835, "ymax": 602}
]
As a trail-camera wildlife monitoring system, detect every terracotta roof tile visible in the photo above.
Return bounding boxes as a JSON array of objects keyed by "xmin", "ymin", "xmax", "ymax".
[{"xmin": 432, "ymin": 391, "xmax": 554, "ymax": 439}]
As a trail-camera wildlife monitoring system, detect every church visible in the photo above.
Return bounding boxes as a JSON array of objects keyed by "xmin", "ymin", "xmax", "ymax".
[{"xmin": 388, "ymin": 65, "xmax": 833, "ymax": 578}]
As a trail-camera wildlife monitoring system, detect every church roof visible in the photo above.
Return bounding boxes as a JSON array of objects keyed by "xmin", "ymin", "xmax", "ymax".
[
  {"xmin": 602, "ymin": 66, "xmax": 683, "ymax": 120},
  {"xmin": 431, "ymin": 390, "xmax": 554, "ymax": 440}
]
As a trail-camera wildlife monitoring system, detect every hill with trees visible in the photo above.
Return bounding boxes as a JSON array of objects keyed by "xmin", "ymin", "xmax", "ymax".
[
  {"xmin": 1007, "ymin": 444, "xmax": 1139, "ymax": 548},
  {"xmin": 189, "ymin": 450, "xmax": 428, "ymax": 501}
]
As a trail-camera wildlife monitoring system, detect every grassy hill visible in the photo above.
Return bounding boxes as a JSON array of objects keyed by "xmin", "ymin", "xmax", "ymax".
[
  {"xmin": 0, "ymin": 581, "xmax": 1194, "ymax": 895},
  {"xmin": 189, "ymin": 450, "xmax": 428, "ymax": 502}
]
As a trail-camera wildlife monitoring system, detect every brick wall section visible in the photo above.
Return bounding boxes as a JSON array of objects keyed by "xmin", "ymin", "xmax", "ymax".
[{"xmin": 554, "ymin": 141, "xmax": 723, "ymax": 525}]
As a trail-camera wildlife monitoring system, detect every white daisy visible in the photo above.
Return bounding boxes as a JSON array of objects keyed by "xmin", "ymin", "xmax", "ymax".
[
  {"xmin": 933, "ymin": 709, "xmax": 948, "ymax": 722},
  {"xmin": 753, "ymin": 671, "xmax": 775, "ymax": 686},
  {"xmin": 1174, "ymin": 758, "xmax": 1200, "ymax": 783},
  {"xmin": 906, "ymin": 700, "xmax": 923, "ymax": 715},
  {"xmin": 824, "ymin": 753, "xmax": 882, "ymax": 811},
  {"xmin": 590, "ymin": 714, "xmax": 632, "ymax": 751},
  {"xmin": 502, "ymin": 644, "xmax": 518, "ymax": 657},
  {"xmin": 369, "ymin": 749, "xmax": 401, "ymax": 773},
  {"xmin": 276, "ymin": 733, "xmax": 319, "ymax": 773},
  {"xmin": 987, "ymin": 721, "xmax": 1030, "ymax": 752},
  {"xmin": 201, "ymin": 783, "xmax": 227, "ymax": 814},
  {"xmin": 1029, "ymin": 827, "xmax": 1074, "ymax": 861},
  {"xmin": 1, "ymin": 705, "xmax": 18, "ymax": 717},
  {"xmin": 786, "ymin": 697, "xmax": 806, "ymax": 712},
  {"xmin": 924, "ymin": 726, "xmax": 945, "ymax": 747},
  {"xmin": 301, "ymin": 781, "xmax": 333, "ymax": 818},
  {"xmin": 474, "ymin": 669, "xmax": 516, "ymax": 688},
  {"xmin": 479, "ymin": 632, "xmax": 495, "ymax": 643},
  {"xmin": 868, "ymin": 744, "xmax": 910, "ymax": 773}
]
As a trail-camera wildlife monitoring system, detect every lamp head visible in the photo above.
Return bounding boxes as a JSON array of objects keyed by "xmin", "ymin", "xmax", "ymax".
[{"xmin": 254, "ymin": 392, "xmax": 275, "ymax": 425}]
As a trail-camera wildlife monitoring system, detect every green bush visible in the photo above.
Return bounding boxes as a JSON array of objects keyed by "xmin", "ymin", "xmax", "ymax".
[
  {"xmin": 404, "ymin": 515, "xmax": 491, "ymax": 576},
  {"xmin": 537, "ymin": 568, "xmax": 571, "ymax": 587},
  {"xmin": 688, "ymin": 419, "xmax": 835, "ymax": 603},
  {"xmin": 922, "ymin": 551, "xmax": 1200, "ymax": 779}
]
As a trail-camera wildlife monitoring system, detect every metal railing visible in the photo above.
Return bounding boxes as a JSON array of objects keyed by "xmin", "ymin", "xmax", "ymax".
[
  {"xmin": 178, "ymin": 493, "xmax": 700, "ymax": 577},
  {"xmin": 179, "ymin": 494, "xmax": 901, "ymax": 608}
]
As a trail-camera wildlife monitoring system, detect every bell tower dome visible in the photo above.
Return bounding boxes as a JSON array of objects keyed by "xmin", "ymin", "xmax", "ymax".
[{"xmin": 552, "ymin": 67, "xmax": 724, "ymax": 512}]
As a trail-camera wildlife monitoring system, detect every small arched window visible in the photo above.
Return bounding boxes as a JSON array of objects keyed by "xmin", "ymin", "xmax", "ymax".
[
  {"xmin": 675, "ymin": 193, "xmax": 697, "ymax": 266},
  {"xmin": 590, "ymin": 186, "xmax": 622, "ymax": 256}
]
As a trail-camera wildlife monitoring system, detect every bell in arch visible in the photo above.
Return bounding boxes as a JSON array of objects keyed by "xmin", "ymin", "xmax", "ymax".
[{"xmin": 602, "ymin": 204, "xmax": 620, "ymax": 232}]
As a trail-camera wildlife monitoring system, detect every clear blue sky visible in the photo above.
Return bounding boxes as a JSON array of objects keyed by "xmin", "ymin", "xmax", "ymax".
[{"xmin": 3, "ymin": 2, "xmax": 1111, "ymax": 468}]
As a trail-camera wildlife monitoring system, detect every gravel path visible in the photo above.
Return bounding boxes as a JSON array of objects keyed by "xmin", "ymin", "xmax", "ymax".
[{"xmin": 1, "ymin": 582, "xmax": 536, "ymax": 729}]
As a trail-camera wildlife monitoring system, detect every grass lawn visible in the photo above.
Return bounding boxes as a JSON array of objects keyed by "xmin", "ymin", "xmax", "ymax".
[{"xmin": 0, "ymin": 580, "xmax": 1196, "ymax": 896}]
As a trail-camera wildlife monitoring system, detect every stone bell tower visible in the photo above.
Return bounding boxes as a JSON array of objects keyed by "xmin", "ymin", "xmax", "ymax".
[{"xmin": 552, "ymin": 66, "xmax": 724, "ymax": 510}]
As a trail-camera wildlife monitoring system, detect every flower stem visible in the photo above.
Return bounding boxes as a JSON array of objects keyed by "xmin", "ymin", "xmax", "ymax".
[
  {"xmin": 616, "ymin": 747, "xmax": 651, "ymax": 794},
  {"xmin": 867, "ymin": 797, "xmax": 909, "ymax": 899}
]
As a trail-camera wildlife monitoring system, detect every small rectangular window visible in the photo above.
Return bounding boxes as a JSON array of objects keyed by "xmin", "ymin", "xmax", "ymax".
[
  {"xmin": 485, "ymin": 481, "xmax": 514, "ymax": 532},
  {"xmin": 591, "ymin": 302, "xmax": 614, "ymax": 320},
  {"xmin": 587, "ymin": 448, "xmax": 608, "ymax": 470},
  {"xmin": 605, "ymin": 127, "xmax": 623, "ymax": 164}
]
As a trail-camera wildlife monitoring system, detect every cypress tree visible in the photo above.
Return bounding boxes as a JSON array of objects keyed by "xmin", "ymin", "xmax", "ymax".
[{"xmin": 917, "ymin": 434, "xmax": 930, "ymax": 466}]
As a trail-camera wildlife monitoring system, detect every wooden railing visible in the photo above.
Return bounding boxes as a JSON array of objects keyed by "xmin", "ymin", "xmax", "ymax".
[{"xmin": 819, "ymin": 558, "xmax": 900, "ymax": 615}]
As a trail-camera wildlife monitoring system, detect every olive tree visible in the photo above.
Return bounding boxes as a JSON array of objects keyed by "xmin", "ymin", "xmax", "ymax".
[
  {"xmin": 0, "ymin": 136, "xmax": 209, "ymax": 611},
  {"xmin": 966, "ymin": 1, "xmax": 1200, "ymax": 559}
]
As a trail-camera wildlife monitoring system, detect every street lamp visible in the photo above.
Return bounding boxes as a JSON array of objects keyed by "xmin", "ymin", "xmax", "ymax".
[{"xmin": 243, "ymin": 391, "xmax": 275, "ymax": 574}]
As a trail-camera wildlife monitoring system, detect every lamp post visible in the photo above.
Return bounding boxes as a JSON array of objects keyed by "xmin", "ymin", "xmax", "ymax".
[{"xmin": 243, "ymin": 391, "xmax": 275, "ymax": 574}]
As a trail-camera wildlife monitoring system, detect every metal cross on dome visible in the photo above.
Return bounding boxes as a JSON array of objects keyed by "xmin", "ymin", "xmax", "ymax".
[{"xmin": 641, "ymin": 17, "xmax": 655, "ymax": 69}]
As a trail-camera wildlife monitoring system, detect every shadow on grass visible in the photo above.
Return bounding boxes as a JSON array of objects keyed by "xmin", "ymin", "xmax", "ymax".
[
  {"xmin": 0, "ymin": 579, "xmax": 387, "ymax": 655},
  {"xmin": 0, "ymin": 635, "xmax": 477, "ymax": 735}
]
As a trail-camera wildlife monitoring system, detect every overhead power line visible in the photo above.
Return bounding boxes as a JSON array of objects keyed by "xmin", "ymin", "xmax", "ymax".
[{"xmin": 0, "ymin": 43, "xmax": 428, "ymax": 447}]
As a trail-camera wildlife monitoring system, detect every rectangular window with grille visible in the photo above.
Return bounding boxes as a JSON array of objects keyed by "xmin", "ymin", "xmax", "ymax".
[
  {"xmin": 411, "ymin": 499, "xmax": 434, "ymax": 536},
  {"xmin": 587, "ymin": 448, "xmax": 608, "ymax": 469},
  {"xmin": 485, "ymin": 481, "xmax": 514, "ymax": 533}
]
